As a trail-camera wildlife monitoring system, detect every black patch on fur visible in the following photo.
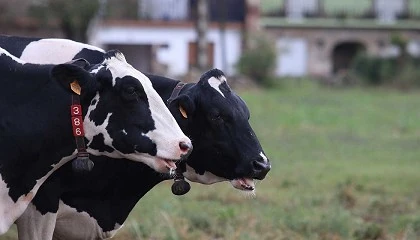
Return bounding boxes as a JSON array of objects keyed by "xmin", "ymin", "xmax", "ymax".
[
  {"xmin": 73, "ymin": 48, "xmax": 105, "ymax": 64},
  {"xmin": 89, "ymin": 134, "xmax": 114, "ymax": 153},
  {"xmin": 0, "ymin": 52, "xmax": 78, "ymax": 202},
  {"xmin": 199, "ymin": 68, "xmax": 225, "ymax": 82},
  {"xmin": 0, "ymin": 35, "xmax": 41, "ymax": 57},
  {"xmin": 103, "ymin": 50, "xmax": 124, "ymax": 60}
]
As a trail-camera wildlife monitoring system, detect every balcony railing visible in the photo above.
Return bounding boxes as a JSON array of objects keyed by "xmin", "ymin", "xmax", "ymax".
[
  {"xmin": 138, "ymin": 0, "xmax": 191, "ymax": 21},
  {"xmin": 103, "ymin": 0, "xmax": 245, "ymax": 22},
  {"xmin": 262, "ymin": 0, "xmax": 420, "ymax": 20}
]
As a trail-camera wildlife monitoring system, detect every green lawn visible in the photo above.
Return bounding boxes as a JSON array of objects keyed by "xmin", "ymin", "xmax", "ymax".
[{"xmin": 2, "ymin": 81, "xmax": 420, "ymax": 239}]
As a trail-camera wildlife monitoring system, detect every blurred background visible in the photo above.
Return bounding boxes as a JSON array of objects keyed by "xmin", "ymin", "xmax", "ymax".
[{"xmin": 1, "ymin": 0, "xmax": 420, "ymax": 239}]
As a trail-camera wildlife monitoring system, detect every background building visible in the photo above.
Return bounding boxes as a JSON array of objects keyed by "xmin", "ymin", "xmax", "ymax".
[
  {"xmin": 1, "ymin": 0, "xmax": 419, "ymax": 80},
  {"xmin": 261, "ymin": 0, "xmax": 420, "ymax": 78},
  {"xmin": 88, "ymin": 0, "xmax": 256, "ymax": 78}
]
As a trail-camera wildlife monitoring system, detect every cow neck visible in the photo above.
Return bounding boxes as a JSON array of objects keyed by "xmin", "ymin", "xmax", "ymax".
[
  {"xmin": 166, "ymin": 81, "xmax": 191, "ymax": 196},
  {"xmin": 70, "ymin": 94, "xmax": 94, "ymax": 172}
]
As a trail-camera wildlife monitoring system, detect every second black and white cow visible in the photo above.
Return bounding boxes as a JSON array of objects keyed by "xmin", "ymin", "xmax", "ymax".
[
  {"xmin": 0, "ymin": 46, "xmax": 191, "ymax": 235},
  {"xmin": 0, "ymin": 35, "xmax": 271, "ymax": 239}
]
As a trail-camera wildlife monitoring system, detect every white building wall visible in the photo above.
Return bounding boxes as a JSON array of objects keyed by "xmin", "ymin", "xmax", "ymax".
[
  {"xmin": 287, "ymin": 0, "xmax": 318, "ymax": 20},
  {"xmin": 276, "ymin": 38, "xmax": 308, "ymax": 77},
  {"xmin": 375, "ymin": 0, "xmax": 405, "ymax": 22},
  {"xmin": 89, "ymin": 25, "xmax": 242, "ymax": 77}
]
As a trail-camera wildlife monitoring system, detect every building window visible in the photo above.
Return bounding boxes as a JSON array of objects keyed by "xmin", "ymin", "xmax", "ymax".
[
  {"xmin": 286, "ymin": 0, "xmax": 318, "ymax": 20},
  {"xmin": 374, "ymin": 0, "xmax": 405, "ymax": 23},
  {"xmin": 188, "ymin": 42, "xmax": 214, "ymax": 69}
]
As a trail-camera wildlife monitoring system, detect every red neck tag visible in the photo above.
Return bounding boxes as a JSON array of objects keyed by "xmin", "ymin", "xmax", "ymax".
[{"xmin": 70, "ymin": 104, "xmax": 85, "ymax": 137}]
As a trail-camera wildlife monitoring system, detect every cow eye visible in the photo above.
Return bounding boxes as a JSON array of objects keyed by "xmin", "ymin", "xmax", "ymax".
[
  {"xmin": 125, "ymin": 86, "xmax": 136, "ymax": 94},
  {"xmin": 122, "ymin": 86, "xmax": 143, "ymax": 102},
  {"xmin": 211, "ymin": 114, "xmax": 223, "ymax": 123}
]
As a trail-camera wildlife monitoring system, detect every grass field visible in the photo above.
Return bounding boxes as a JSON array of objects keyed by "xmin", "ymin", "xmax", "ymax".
[{"xmin": 2, "ymin": 80, "xmax": 420, "ymax": 240}]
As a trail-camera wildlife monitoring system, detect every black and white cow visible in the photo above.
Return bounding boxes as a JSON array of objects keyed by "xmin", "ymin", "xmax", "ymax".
[
  {"xmin": 0, "ymin": 46, "xmax": 192, "ymax": 235},
  {"xmin": 0, "ymin": 35, "xmax": 271, "ymax": 239}
]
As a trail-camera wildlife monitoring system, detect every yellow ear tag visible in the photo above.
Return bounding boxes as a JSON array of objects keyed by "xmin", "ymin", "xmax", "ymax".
[
  {"xmin": 70, "ymin": 81, "xmax": 81, "ymax": 95},
  {"xmin": 179, "ymin": 106, "xmax": 188, "ymax": 119}
]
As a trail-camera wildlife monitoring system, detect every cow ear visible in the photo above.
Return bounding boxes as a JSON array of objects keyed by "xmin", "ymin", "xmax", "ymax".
[
  {"xmin": 51, "ymin": 63, "xmax": 95, "ymax": 95},
  {"xmin": 175, "ymin": 95, "xmax": 195, "ymax": 119},
  {"xmin": 198, "ymin": 68, "xmax": 227, "ymax": 85},
  {"xmin": 67, "ymin": 58, "xmax": 90, "ymax": 69}
]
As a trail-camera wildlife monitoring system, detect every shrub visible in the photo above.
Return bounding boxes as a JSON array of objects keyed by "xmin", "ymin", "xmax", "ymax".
[
  {"xmin": 350, "ymin": 53, "xmax": 420, "ymax": 88},
  {"xmin": 353, "ymin": 223, "xmax": 385, "ymax": 240},
  {"xmin": 393, "ymin": 61, "xmax": 420, "ymax": 89},
  {"xmin": 351, "ymin": 54, "xmax": 395, "ymax": 85},
  {"xmin": 236, "ymin": 33, "xmax": 277, "ymax": 87}
]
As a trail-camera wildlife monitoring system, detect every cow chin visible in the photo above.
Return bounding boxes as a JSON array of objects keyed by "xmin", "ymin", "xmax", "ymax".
[
  {"xmin": 230, "ymin": 178, "xmax": 255, "ymax": 192},
  {"xmin": 151, "ymin": 157, "xmax": 178, "ymax": 173},
  {"xmin": 183, "ymin": 165, "xmax": 256, "ymax": 192},
  {"xmin": 127, "ymin": 153, "xmax": 178, "ymax": 173},
  {"xmin": 182, "ymin": 165, "xmax": 224, "ymax": 184}
]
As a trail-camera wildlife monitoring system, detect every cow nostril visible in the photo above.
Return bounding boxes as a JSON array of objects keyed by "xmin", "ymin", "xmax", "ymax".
[
  {"xmin": 252, "ymin": 159, "xmax": 271, "ymax": 180},
  {"xmin": 179, "ymin": 141, "xmax": 192, "ymax": 153},
  {"xmin": 252, "ymin": 160, "xmax": 267, "ymax": 171}
]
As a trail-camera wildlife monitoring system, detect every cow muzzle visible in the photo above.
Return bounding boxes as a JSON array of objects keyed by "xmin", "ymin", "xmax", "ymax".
[
  {"xmin": 179, "ymin": 141, "xmax": 193, "ymax": 160},
  {"xmin": 251, "ymin": 156, "xmax": 271, "ymax": 180}
]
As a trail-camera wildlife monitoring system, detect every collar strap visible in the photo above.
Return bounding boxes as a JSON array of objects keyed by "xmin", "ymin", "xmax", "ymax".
[
  {"xmin": 171, "ymin": 160, "xmax": 191, "ymax": 196},
  {"xmin": 70, "ymin": 95, "xmax": 94, "ymax": 172},
  {"xmin": 167, "ymin": 82, "xmax": 191, "ymax": 195},
  {"xmin": 166, "ymin": 82, "xmax": 186, "ymax": 106}
]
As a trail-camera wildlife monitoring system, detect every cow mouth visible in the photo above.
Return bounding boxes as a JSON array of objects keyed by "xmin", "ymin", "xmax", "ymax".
[
  {"xmin": 163, "ymin": 159, "xmax": 177, "ymax": 170},
  {"xmin": 230, "ymin": 178, "xmax": 255, "ymax": 191},
  {"xmin": 155, "ymin": 157, "xmax": 178, "ymax": 171},
  {"xmin": 132, "ymin": 145, "xmax": 179, "ymax": 173}
]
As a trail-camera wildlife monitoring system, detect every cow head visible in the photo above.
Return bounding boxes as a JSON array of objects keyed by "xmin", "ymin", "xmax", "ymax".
[
  {"xmin": 169, "ymin": 69, "xmax": 270, "ymax": 192},
  {"xmin": 52, "ymin": 50, "xmax": 192, "ymax": 173}
]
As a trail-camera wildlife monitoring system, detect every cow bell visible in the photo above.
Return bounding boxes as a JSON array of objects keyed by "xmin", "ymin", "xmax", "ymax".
[
  {"xmin": 171, "ymin": 160, "xmax": 190, "ymax": 195},
  {"xmin": 72, "ymin": 155, "xmax": 94, "ymax": 173},
  {"xmin": 171, "ymin": 178, "xmax": 191, "ymax": 195}
]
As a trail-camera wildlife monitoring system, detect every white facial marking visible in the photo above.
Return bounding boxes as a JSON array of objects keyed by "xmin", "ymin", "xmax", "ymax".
[
  {"xmin": 20, "ymin": 38, "xmax": 104, "ymax": 64},
  {"xmin": 0, "ymin": 153, "xmax": 75, "ymax": 234},
  {"xmin": 84, "ymin": 95, "xmax": 126, "ymax": 159},
  {"xmin": 90, "ymin": 65, "xmax": 104, "ymax": 74},
  {"xmin": 260, "ymin": 152, "xmax": 268, "ymax": 163},
  {"xmin": 84, "ymin": 94, "xmax": 114, "ymax": 152},
  {"xmin": 103, "ymin": 52, "xmax": 131, "ymax": 87},
  {"xmin": 208, "ymin": 76, "xmax": 226, "ymax": 97},
  {"xmin": 85, "ymin": 109, "xmax": 113, "ymax": 149},
  {"xmin": 89, "ymin": 94, "xmax": 100, "ymax": 108}
]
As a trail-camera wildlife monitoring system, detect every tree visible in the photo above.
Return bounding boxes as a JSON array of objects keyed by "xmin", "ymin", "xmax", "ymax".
[
  {"xmin": 29, "ymin": 0, "xmax": 99, "ymax": 42},
  {"xmin": 195, "ymin": 0, "xmax": 209, "ymax": 71}
]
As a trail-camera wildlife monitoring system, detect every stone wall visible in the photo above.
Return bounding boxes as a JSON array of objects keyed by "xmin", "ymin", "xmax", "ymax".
[{"xmin": 266, "ymin": 27, "xmax": 420, "ymax": 78}]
